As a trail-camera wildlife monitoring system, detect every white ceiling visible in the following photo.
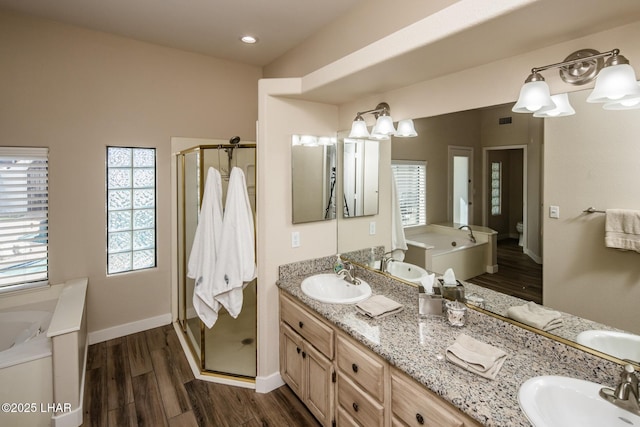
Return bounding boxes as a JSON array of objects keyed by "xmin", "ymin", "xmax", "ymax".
[{"xmin": 0, "ymin": 0, "xmax": 363, "ymax": 66}]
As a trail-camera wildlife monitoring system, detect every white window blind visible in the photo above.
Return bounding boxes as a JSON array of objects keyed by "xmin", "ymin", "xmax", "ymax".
[
  {"xmin": 107, "ymin": 147, "xmax": 157, "ymax": 274},
  {"xmin": 0, "ymin": 147, "xmax": 49, "ymax": 293},
  {"xmin": 392, "ymin": 161, "xmax": 427, "ymax": 227}
]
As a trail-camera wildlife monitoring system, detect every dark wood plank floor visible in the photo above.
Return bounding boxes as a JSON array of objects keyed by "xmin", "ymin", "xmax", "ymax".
[
  {"xmin": 467, "ymin": 238, "xmax": 543, "ymax": 304},
  {"xmin": 82, "ymin": 324, "xmax": 320, "ymax": 427}
]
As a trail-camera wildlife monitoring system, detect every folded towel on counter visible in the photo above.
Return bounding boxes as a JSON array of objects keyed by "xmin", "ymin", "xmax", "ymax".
[
  {"xmin": 605, "ymin": 209, "xmax": 640, "ymax": 253},
  {"xmin": 506, "ymin": 301, "xmax": 563, "ymax": 331},
  {"xmin": 356, "ymin": 295, "xmax": 403, "ymax": 319},
  {"xmin": 445, "ymin": 333, "xmax": 507, "ymax": 380}
]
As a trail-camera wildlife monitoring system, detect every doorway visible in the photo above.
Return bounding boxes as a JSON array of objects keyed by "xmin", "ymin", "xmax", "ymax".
[{"xmin": 448, "ymin": 146, "xmax": 473, "ymax": 225}]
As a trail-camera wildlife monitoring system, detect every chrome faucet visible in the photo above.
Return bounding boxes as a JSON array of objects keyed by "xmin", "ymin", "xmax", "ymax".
[
  {"xmin": 379, "ymin": 251, "xmax": 396, "ymax": 273},
  {"xmin": 337, "ymin": 262, "xmax": 361, "ymax": 286},
  {"xmin": 600, "ymin": 364, "xmax": 640, "ymax": 416},
  {"xmin": 458, "ymin": 225, "xmax": 476, "ymax": 243}
]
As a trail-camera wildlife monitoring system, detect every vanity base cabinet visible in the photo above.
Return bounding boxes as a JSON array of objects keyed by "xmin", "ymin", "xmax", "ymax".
[{"xmin": 390, "ymin": 367, "xmax": 482, "ymax": 427}]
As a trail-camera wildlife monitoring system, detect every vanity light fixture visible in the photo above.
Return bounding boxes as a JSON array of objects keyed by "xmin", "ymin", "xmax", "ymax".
[
  {"xmin": 348, "ymin": 102, "xmax": 417, "ymax": 139},
  {"xmin": 513, "ymin": 48, "xmax": 640, "ymax": 116}
]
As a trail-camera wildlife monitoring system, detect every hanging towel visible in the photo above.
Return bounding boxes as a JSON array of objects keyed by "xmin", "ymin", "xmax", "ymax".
[
  {"xmin": 188, "ymin": 167, "xmax": 224, "ymax": 328},
  {"xmin": 391, "ymin": 168, "xmax": 407, "ymax": 260},
  {"xmin": 445, "ymin": 334, "xmax": 507, "ymax": 380},
  {"xmin": 605, "ymin": 209, "xmax": 640, "ymax": 253},
  {"xmin": 212, "ymin": 167, "xmax": 257, "ymax": 319},
  {"xmin": 506, "ymin": 301, "xmax": 563, "ymax": 331}
]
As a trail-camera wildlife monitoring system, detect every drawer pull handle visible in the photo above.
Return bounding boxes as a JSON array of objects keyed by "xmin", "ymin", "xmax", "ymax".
[
  {"xmin": 296, "ymin": 347, "xmax": 301, "ymax": 354},
  {"xmin": 302, "ymin": 351, "xmax": 306, "ymax": 359},
  {"xmin": 352, "ymin": 402, "xmax": 359, "ymax": 412},
  {"xmin": 298, "ymin": 321, "xmax": 304, "ymax": 328},
  {"xmin": 416, "ymin": 413, "xmax": 424, "ymax": 425},
  {"xmin": 352, "ymin": 363, "xmax": 358, "ymax": 373}
]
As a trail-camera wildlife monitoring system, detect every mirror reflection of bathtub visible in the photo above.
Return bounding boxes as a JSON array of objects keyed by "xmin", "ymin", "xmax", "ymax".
[{"xmin": 404, "ymin": 223, "xmax": 498, "ymax": 280}]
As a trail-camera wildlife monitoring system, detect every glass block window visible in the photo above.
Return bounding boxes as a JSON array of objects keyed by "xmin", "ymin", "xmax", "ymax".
[
  {"xmin": 107, "ymin": 147, "xmax": 156, "ymax": 274},
  {"xmin": 491, "ymin": 161, "xmax": 502, "ymax": 216},
  {"xmin": 392, "ymin": 161, "xmax": 427, "ymax": 228},
  {"xmin": 0, "ymin": 147, "xmax": 49, "ymax": 293}
]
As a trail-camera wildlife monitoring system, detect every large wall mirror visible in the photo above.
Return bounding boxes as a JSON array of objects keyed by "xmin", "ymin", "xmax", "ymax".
[
  {"xmin": 291, "ymin": 135, "xmax": 337, "ymax": 223},
  {"xmin": 337, "ymin": 89, "xmax": 640, "ymax": 367}
]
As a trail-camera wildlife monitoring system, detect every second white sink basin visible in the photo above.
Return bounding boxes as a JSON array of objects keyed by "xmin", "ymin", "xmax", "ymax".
[
  {"xmin": 373, "ymin": 260, "xmax": 428, "ymax": 283},
  {"xmin": 518, "ymin": 375, "xmax": 640, "ymax": 427},
  {"xmin": 300, "ymin": 273, "xmax": 372, "ymax": 304},
  {"xmin": 576, "ymin": 330, "xmax": 640, "ymax": 363}
]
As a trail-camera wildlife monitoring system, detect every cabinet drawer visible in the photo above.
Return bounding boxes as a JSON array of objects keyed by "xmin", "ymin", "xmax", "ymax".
[
  {"xmin": 280, "ymin": 293, "xmax": 334, "ymax": 359},
  {"xmin": 336, "ymin": 406, "xmax": 360, "ymax": 427},
  {"xmin": 337, "ymin": 374, "xmax": 384, "ymax": 427},
  {"xmin": 337, "ymin": 334, "xmax": 385, "ymax": 401},
  {"xmin": 391, "ymin": 368, "xmax": 480, "ymax": 427}
]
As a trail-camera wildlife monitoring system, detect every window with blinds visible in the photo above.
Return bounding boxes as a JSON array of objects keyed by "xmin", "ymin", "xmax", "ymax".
[
  {"xmin": 106, "ymin": 147, "xmax": 157, "ymax": 274},
  {"xmin": 391, "ymin": 160, "xmax": 427, "ymax": 228},
  {"xmin": 0, "ymin": 147, "xmax": 49, "ymax": 293}
]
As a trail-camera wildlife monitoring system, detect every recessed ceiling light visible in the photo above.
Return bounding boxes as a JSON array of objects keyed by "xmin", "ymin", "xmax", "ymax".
[{"xmin": 240, "ymin": 35, "xmax": 258, "ymax": 44}]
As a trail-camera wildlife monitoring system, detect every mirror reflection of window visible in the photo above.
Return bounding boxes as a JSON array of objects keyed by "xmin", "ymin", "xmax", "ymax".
[
  {"xmin": 343, "ymin": 139, "xmax": 379, "ymax": 217},
  {"xmin": 391, "ymin": 160, "xmax": 427, "ymax": 227}
]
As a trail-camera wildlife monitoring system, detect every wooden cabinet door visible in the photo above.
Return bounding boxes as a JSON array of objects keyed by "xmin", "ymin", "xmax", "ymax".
[
  {"xmin": 304, "ymin": 342, "xmax": 334, "ymax": 427},
  {"xmin": 280, "ymin": 322, "xmax": 304, "ymax": 398}
]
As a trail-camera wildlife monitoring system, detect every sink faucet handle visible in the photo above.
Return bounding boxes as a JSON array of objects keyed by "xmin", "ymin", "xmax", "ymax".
[{"xmin": 615, "ymin": 364, "xmax": 639, "ymax": 401}]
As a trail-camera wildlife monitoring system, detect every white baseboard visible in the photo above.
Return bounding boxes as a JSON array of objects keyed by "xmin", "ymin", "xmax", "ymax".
[
  {"xmin": 88, "ymin": 313, "xmax": 172, "ymax": 344},
  {"xmin": 524, "ymin": 249, "xmax": 542, "ymax": 265},
  {"xmin": 256, "ymin": 371, "xmax": 285, "ymax": 394},
  {"xmin": 486, "ymin": 264, "xmax": 499, "ymax": 274}
]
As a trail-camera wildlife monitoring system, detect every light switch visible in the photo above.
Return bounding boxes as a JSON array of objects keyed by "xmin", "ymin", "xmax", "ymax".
[
  {"xmin": 291, "ymin": 231, "xmax": 300, "ymax": 248},
  {"xmin": 549, "ymin": 205, "xmax": 560, "ymax": 219},
  {"xmin": 369, "ymin": 221, "xmax": 376, "ymax": 235}
]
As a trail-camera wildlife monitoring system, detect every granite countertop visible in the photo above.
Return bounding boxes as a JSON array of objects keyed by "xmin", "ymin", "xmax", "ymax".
[{"xmin": 277, "ymin": 264, "xmax": 620, "ymax": 427}]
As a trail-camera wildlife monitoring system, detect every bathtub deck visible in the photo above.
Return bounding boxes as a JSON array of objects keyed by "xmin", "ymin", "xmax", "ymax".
[{"xmin": 82, "ymin": 324, "xmax": 319, "ymax": 427}]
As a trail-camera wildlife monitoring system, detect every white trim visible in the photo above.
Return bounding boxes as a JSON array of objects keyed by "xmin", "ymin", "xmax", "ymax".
[
  {"xmin": 524, "ymin": 248, "xmax": 542, "ymax": 265},
  {"xmin": 255, "ymin": 371, "xmax": 285, "ymax": 394},
  {"xmin": 88, "ymin": 313, "xmax": 172, "ymax": 344}
]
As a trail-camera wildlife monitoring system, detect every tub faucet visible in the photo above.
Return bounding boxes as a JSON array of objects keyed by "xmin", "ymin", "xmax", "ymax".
[
  {"xmin": 458, "ymin": 225, "xmax": 476, "ymax": 243},
  {"xmin": 599, "ymin": 364, "xmax": 640, "ymax": 416},
  {"xmin": 338, "ymin": 262, "xmax": 361, "ymax": 286}
]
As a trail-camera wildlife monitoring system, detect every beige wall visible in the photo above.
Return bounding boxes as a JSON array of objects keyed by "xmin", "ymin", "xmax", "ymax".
[
  {"xmin": 0, "ymin": 10, "xmax": 261, "ymax": 333},
  {"xmin": 544, "ymin": 90, "xmax": 640, "ymax": 334}
]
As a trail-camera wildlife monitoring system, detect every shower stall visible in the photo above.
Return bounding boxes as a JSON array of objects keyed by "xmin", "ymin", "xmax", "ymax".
[{"xmin": 175, "ymin": 141, "xmax": 257, "ymax": 382}]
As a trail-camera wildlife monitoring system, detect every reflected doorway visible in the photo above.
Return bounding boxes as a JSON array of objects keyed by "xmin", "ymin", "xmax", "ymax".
[{"xmin": 448, "ymin": 146, "xmax": 473, "ymax": 225}]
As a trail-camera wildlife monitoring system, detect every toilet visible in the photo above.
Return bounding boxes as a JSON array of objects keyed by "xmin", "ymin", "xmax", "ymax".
[{"xmin": 516, "ymin": 221, "xmax": 524, "ymax": 247}]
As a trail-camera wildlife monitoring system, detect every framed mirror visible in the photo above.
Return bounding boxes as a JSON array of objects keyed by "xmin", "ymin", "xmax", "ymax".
[
  {"xmin": 337, "ymin": 89, "xmax": 640, "ymax": 367},
  {"xmin": 291, "ymin": 135, "xmax": 337, "ymax": 224}
]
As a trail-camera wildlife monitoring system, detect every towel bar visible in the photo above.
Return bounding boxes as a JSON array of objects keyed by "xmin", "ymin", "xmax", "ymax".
[{"xmin": 583, "ymin": 207, "xmax": 606, "ymax": 214}]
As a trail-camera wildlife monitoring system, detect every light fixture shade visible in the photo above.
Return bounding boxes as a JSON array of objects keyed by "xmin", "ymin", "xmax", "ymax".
[
  {"xmin": 395, "ymin": 119, "xmax": 418, "ymax": 137},
  {"xmin": 533, "ymin": 93, "xmax": 576, "ymax": 117},
  {"xmin": 512, "ymin": 81, "xmax": 555, "ymax": 113},
  {"xmin": 587, "ymin": 64, "xmax": 640, "ymax": 103},
  {"xmin": 603, "ymin": 96, "xmax": 640, "ymax": 110},
  {"xmin": 349, "ymin": 119, "xmax": 370, "ymax": 138},
  {"xmin": 371, "ymin": 115, "xmax": 396, "ymax": 136}
]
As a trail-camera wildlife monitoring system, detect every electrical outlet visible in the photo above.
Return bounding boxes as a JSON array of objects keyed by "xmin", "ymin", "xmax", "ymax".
[
  {"xmin": 291, "ymin": 231, "xmax": 300, "ymax": 248},
  {"xmin": 369, "ymin": 221, "xmax": 376, "ymax": 235},
  {"xmin": 549, "ymin": 205, "xmax": 560, "ymax": 219}
]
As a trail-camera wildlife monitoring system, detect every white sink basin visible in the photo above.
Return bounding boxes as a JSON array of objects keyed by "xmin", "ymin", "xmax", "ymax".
[
  {"xmin": 300, "ymin": 273, "xmax": 372, "ymax": 304},
  {"xmin": 518, "ymin": 375, "xmax": 640, "ymax": 427},
  {"xmin": 576, "ymin": 330, "xmax": 640, "ymax": 363},
  {"xmin": 373, "ymin": 260, "xmax": 428, "ymax": 283}
]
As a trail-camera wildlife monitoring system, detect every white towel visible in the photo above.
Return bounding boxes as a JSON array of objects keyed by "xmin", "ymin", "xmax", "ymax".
[
  {"xmin": 356, "ymin": 295, "xmax": 403, "ymax": 319},
  {"xmin": 605, "ymin": 209, "xmax": 640, "ymax": 253},
  {"xmin": 445, "ymin": 334, "xmax": 507, "ymax": 380},
  {"xmin": 212, "ymin": 167, "xmax": 257, "ymax": 319},
  {"xmin": 391, "ymin": 168, "xmax": 407, "ymax": 260},
  {"xmin": 506, "ymin": 301, "xmax": 563, "ymax": 331},
  {"xmin": 188, "ymin": 167, "xmax": 224, "ymax": 328}
]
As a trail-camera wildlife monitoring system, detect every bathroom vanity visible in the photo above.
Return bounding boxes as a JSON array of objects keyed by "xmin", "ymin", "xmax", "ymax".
[{"xmin": 277, "ymin": 256, "xmax": 624, "ymax": 426}]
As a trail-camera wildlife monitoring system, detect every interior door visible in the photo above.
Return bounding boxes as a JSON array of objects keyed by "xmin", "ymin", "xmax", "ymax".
[{"xmin": 448, "ymin": 147, "xmax": 473, "ymax": 225}]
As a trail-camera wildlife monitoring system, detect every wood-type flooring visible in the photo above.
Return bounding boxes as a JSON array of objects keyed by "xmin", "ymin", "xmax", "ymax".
[
  {"xmin": 467, "ymin": 238, "xmax": 543, "ymax": 304},
  {"xmin": 81, "ymin": 324, "xmax": 320, "ymax": 427}
]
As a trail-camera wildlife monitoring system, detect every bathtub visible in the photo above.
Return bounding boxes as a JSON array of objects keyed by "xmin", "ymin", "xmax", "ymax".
[
  {"xmin": 0, "ymin": 278, "xmax": 88, "ymax": 427},
  {"xmin": 404, "ymin": 223, "xmax": 498, "ymax": 280}
]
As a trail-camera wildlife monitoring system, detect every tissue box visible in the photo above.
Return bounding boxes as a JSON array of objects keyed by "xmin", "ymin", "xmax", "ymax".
[
  {"xmin": 418, "ymin": 290, "xmax": 443, "ymax": 317},
  {"xmin": 436, "ymin": 279, "xmax": 466, "ymax": 302}
]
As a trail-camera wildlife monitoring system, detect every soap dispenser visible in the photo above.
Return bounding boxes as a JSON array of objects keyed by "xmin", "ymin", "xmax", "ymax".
[{"xmin": 333, "ymin": 254, "xmax": 345, "ymax": 274}]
